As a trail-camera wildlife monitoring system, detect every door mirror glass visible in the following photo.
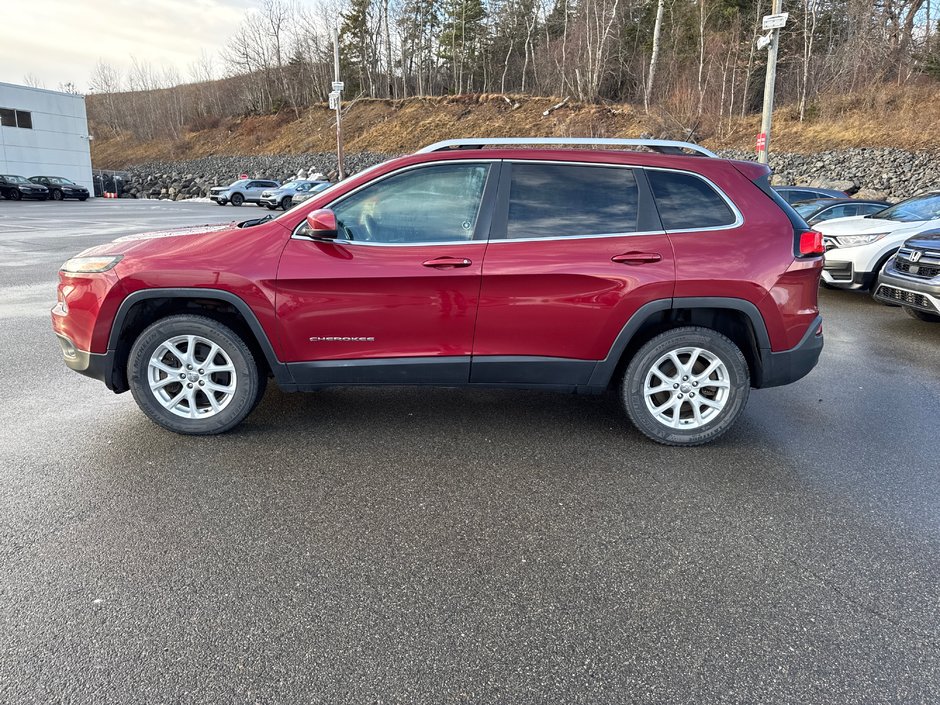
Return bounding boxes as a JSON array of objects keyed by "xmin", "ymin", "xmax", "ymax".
[{"xmin": 306, "ymin": 209, "xmax": 338, "ymax": 239}]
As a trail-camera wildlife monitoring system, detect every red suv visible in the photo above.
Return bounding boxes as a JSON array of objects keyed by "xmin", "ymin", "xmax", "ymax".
[{"xmin": 52, "ymin": 138, "xmax": 824, "ymax": 446}]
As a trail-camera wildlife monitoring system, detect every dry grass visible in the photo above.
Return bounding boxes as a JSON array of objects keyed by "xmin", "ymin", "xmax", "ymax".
[{"xmin": 90, "ymin": 85, "xmax": 940, "ymax": 169}]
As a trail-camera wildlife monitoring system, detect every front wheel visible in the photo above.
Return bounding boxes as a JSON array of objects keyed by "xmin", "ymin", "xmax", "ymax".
[
  {"xmin": 51, "ymin": 189, "xmax": 64, "ymax": 201},
  {"xmin": 230, "ymin": 193, "xmax": 244, "ymax": 206},
  {"xmin": 621, "ymin": 327, "xmax": 750, "ymax": 446},
  {"xmin": 10, "ymin": 190, "xmax": 21, "ymax": 201},
  {"xmin": 128, "ymin": 315, "xmax": 265, "ymax": 435},
  {"xmin": 281, "ymin": 196, "xmax": 293, "ymax": 210},
  {"xmin": 904, "ymin": 306, "xmax": 940, "ymax": 323}
]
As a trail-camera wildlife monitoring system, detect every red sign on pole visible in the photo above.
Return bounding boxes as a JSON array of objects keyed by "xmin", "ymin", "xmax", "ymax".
[
  {"xmin": 239, "ymin": 173, "xmax": 248, "ymax": 179},
  {"xmin": 755, "ymin": 132, "xmax": 767, "ymax": 152}
]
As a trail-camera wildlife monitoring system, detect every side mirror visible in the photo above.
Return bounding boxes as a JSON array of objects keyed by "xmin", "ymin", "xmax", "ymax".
[{"xmin": 305, "ymin": 208, "xmax": 338, "ymax": 239}]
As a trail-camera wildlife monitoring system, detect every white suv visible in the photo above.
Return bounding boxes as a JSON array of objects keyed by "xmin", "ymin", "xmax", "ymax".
[{"xmin": 814, "ymin": 191, "xmax": 940, "ymax": 290}]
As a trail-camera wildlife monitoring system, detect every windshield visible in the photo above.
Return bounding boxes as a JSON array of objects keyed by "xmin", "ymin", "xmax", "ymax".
[
  {"xmin": 275, "ymin": 160, "xmax": 393, "ymax": 221},
  {"xmin": 871, "ymin": 193, "xmax": 940, "ymax": 222},
  {"xmin": 794, "ymin": 202, "xmax": 825, "ymax": 217},
  {"xmin": 3, "ymin": 175, "xmax": 29, "ymax": 184},
  {"xmin": 48, "ymin": 177, "xmax": 75, "ymax": 185},
  {"xmin": 280, "ymin": 181, "xmax": 299, "ymax": 190}
]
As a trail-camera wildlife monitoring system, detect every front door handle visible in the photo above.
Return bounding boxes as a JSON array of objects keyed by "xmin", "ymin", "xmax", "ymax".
[
  {"xmin": 422, "ymin": 257, "xmax": 473, "ymax": 268},
  {"xmin": 612, "ymin": 252, "xmax": 663, "ymax": 265}
]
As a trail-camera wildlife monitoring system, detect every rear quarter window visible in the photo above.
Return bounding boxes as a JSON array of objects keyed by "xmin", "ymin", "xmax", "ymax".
[{"xmin": 647, "ymin": 170, "xmax": 737, "ymax": 230}]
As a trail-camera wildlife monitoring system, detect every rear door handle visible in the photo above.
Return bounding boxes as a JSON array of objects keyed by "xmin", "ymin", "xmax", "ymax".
[
  {"xmin": 612, "ymin": 252, "xmax": 663, "ymax": 265},
  {"xmin": 422, "ymin": 257, "xmax": 473, "ymax": 268}
]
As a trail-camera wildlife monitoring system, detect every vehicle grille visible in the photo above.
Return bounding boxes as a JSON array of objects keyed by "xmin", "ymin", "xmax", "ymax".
[
  {"xmin": 876, "ymin": 285, "xmax": 939, "ymax": 313},
  {"xmin": 895, "ymin": 248, "xmax": 940, "ymax": 279}
]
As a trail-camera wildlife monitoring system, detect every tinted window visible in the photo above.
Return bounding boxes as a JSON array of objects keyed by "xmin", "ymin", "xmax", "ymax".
[
  {"xmin": 871, "ymin": 193, "xmax": 940, "ymax": 222},
  {"xmin": 858, "ymin": 204, "xmax": 886, "ymax": 216},
  {"xmin": 813, "ymin": 204, "xmax": 857, "ymax": 222},
  {"xmin": 648, "ymin": 170, "xmax": 736, "ymax": 229},
  {"xmin": 329, "ymin": 163, "xmax": 489, "ymax": 244},
  {"xmin": 506, "ymin": 163, "xmax": 638, "ymax": 239}
]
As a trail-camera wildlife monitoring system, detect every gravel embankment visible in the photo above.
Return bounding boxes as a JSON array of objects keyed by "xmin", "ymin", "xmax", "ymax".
[{"xmin": 111, "ymin": 147, "xmax": 940, "ymax": 201}]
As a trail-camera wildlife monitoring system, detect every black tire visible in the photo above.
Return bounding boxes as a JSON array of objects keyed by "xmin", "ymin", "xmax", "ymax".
[
  {"xmin": 216, "ymin": 200, "xmax": 227, "ymax": 206},
  {"xmin": 128, "ymin": 315, "xmax": 264, "ymax": 435},
  {"xmin": 78, "ymin": 196, "xmax": 87, "ymax": 202},
  {"xmin": 281, "ymin": 196, "xmax": 293, "ymax": 210},
  {"xmin": 51, "ymin": 189, "xmax": 63, "ymax": 201},
  {"xmin": 38, "ymin": 196, "xmax": 48, "ymax": 201},
  {"xmin": 266, "ymin": 204, "xmax": 277, "ymax": 210},
  {"xmin": 621, "ymin": 326, "xmax": 750, "ymax": 447},
  {"xmin": 903, "ymin": 306, "xmax": 940, "ymax": 323},
  {"xmin": 10, "ymin": 190, "xmax": 21, "ymax": 201},
  {"xmin": 230, "ymin": 193, "xmax": 244, "ymax": 206}
]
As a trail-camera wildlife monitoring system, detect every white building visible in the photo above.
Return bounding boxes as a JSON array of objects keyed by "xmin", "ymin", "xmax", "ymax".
[{"xmin": 0, "ymin": 82, "xmax": 94, "ymax": 195}]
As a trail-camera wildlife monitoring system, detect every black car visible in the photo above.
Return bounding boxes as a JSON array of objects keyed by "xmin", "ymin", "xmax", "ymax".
[
  {"xmin": 0, "ymin": 174, "xmax": 49, "ymax": 201},
  {"xmin": 773, "ymin": 186, "xmax": 848, "ymax": 205},
  {"xmin": 874, "ymin": 229, "xmax": 940, "ymax": 322},
  {"xmin": 792, "ymin": 198, "xmax": 890, "ymax": 226},
  {"xmin": 29, "ymin": 176, "xmax": 89, "ymax": 201}
]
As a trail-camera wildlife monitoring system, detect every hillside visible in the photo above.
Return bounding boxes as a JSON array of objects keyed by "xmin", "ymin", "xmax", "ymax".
[{"xmin": 89, "ymin": 86, "xmax": 940, "ymax": 170}]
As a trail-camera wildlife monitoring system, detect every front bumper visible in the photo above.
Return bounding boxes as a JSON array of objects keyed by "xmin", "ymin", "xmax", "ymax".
[
  {"xmin": 873, "ymin": 267, "xmax": 940, "ymax": 315},
  {"xmin": 55, "ymin": 334, "xmax": 122, "ymax": 391},
  {"xmin": 260, "ymin": 195, "xmax": 281, "ymax": 206},
  {"xmin": 209, "ymin": 193, "xmax": 229, "ymax": 203},
  {"xmin": 754, "ymin": 315, "xmax": 824, "ymax": 388}
]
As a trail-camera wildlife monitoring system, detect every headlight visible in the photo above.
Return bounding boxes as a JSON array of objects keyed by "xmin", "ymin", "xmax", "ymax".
[
  {"xmin": 832, "ymin": 233, "xmax": 889, "ymax": 248},
  {"xmin": 61, "ymin": 255, "xmax": 123, "ymax": 273}
]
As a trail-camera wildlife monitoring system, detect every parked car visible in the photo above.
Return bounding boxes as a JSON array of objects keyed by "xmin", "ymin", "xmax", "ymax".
[
  {"xmin": 0, "ymin": 174, "xmax": 49, "ymax": 200},
  {"xmin": 774, "ymin": 186, "xmax": 848, "ymax": 204},
  {"xmin": 260, "ymin": 180, "xmax": 331, "ymax": 210},
  {"xmin": 52, "ymin": 137, "xmax": 824, "ymax": 446},
  {"xmin": 29, "ymin": 176, "xmax": 89, "ymax": 201},
  {"xmin": 281, "ymin": 181, "xmax": 333, "ymax": 208},
  {"xmin": 814, "ymin": 190, "xmax": 940, "ymax": 290},
  {"xmin": 792, "ymin": 198, "xmax": 889, "ymax": 226},
  {"xmin": 209, "ymin": 179, "xmax": 280, "ymax": 206},
  {"xmin": 873, "ymin": 229, "xmax": 940, "ymax": 322}
]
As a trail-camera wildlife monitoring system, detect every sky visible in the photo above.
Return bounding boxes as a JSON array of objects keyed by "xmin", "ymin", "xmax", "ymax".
[{"xmin": 1, "ymin": 0, "xmax": 258, "ymax": 92}]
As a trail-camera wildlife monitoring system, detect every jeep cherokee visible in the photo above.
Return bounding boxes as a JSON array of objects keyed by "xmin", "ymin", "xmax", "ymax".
[{"xmin": 52, "ymin": 138, "xmax": 824, "ymax": 446}]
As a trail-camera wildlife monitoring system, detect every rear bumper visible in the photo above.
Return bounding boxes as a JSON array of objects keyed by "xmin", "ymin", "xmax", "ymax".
[
  {"xmin": 754, "ymin": 315, "xmax": 824, "ymax": 388},
  {"xmin": 56, "ymin": 334, "xmax": 122, "ymax": 392}
]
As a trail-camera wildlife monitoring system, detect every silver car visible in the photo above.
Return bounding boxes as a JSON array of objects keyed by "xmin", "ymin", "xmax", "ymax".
[
  {"xmin": 260, "ymin": 180, "xmax": 331, "ymax": 210},
  {"xmin": 287, "ymin": 181, "xmax": 333, "ymax": 208},
  {"xmin": 209, "ymin": 179, "xmax": 280, "ymax": 207}
]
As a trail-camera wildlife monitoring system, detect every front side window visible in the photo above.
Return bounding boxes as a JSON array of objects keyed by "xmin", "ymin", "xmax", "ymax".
[
  {"xmin": 648, "ymin": 170, "xmax": 737, "ymax": 230},
  {"xmin": 329, "ymin": 163, "xmax": 490, "ymax": 244},
  {"xmin": 506, "ymin": 163, "xmax": 638, "ymax": 239}
]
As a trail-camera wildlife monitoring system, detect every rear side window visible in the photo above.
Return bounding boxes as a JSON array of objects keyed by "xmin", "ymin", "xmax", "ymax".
[
  {"xmin": 507, "ymin": 163, "xmax": 638, "ymax": 239},
  {"xmin": 648, "ymin": 170, "xmax": 736, "ymax": 230}
]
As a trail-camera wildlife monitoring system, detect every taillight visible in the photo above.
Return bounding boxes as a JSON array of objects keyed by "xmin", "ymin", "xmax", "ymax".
[{"xmin": 798, "ymin": 230, "xmax": 824, "ymax": 256}]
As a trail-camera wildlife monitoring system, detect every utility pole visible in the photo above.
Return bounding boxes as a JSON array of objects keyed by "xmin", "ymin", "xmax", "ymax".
[
  {"xmin": 332, "ymin": 26, "xmax": 345, "ymax": 180},
  {"xmin": 757, "ymin": 0, "xmax": 785, "ymax": 165}
]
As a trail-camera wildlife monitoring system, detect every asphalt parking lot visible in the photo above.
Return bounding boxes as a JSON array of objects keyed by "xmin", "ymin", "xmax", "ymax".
[{"xmin": 1, "ymin": 198, "xmax": 939, "ymax": 704}]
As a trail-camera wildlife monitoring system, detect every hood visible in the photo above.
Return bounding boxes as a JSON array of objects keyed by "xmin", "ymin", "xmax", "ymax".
[
  {"xmin": 113, "ymin": 223, "xmax": 237, "ymax": 242},
  {"xmin": 814, "ymin": 215, "xmax": 931, "ymax": 236},
  {"xmin": 902, "ymin": 229, "xmax": 940, "ymax": 251},
  {"xmin": 210, "ymin": 186, "xmax": 229, "ymax": 193}
]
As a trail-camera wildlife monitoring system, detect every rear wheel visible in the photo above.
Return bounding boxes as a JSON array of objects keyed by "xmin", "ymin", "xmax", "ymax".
[
  {"xmin": 230, "ymin": 193, "xmax": 244, "ymax": 206},
  {"xmin": 128, "ymin": 315, "xmax": 265, "ymax": 435},
  {"xmin": 621, "ymin": 327, "xmax": 750, "ymax": 446},
  {"xmin": 903, "ymin": 306, "xmax": 940, "ymax": 323}
]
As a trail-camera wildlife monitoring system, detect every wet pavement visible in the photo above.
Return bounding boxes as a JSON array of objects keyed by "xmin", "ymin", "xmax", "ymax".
[{"xmin": 1, "ymin": 199, "xmax": 939, "ymax": 703}]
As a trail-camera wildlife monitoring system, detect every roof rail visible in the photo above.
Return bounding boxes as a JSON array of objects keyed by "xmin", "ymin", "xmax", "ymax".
[{"xmin": 416, "ymin": 137, "xmax": 718, "ymax": 158}]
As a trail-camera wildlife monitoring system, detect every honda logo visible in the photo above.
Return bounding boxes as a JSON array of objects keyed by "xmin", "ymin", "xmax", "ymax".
[{"xmin": 909, "ymin": 251, "xmax": 923, "ymax": 263}]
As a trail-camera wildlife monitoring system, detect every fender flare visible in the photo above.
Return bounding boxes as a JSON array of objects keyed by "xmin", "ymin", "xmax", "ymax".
[
  {"xmin": 587, "ymin": 297, "xmax": 771, "ymax": 389},
  {"xmin": 108, "ymin": 288, "xmax": 294, "ymax": 387}
]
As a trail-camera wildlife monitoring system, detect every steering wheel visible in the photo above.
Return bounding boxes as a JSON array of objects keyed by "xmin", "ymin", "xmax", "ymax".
[{"xmin": 362, "ymin": 214, "xmax": 378, "ymax": 242}]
